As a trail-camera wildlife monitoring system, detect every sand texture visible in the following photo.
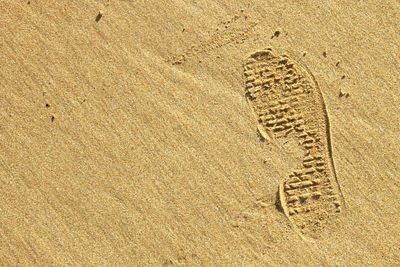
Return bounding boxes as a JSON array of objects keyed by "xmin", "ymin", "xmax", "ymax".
[{"xmin": 1, "ymin": 0, "xmax": 399, "ymax": 266}]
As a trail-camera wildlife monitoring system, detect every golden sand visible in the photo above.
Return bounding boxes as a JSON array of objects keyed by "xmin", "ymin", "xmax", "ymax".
[{"xmin": 1, "ymin": 1, "xmax": 399, "ymax": 266}]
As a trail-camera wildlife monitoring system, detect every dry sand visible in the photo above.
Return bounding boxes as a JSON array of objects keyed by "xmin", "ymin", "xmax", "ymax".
[{"xmin": 1, "ymin": 0, "xmax": 399, "ymax": 266}]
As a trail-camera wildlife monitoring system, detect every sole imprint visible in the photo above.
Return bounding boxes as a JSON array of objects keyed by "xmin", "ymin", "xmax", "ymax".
[{"xmin": 244, "ymin": 48, "xmax": 344, "ymax": 239}]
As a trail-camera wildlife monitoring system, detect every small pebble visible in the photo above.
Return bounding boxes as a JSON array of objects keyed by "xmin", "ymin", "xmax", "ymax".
[
  {"xmin": 272, "ymin": 30, "xmax": 281, "ymax": 38},
  {"xmin": 96, "ymin": 11, "xmax": 103, "ymax": 22},
  {"xmin": 339, "ymin": 89, "xmax": 350, "ymax": 98}
]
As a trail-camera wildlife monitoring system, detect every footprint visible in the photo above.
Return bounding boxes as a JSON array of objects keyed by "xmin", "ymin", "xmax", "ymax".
[{"xmin": 244, "ymin": 48, "xmax": 344, "ymax": 239}]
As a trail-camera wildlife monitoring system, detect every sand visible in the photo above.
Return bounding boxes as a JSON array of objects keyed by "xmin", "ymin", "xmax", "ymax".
[{"xmin": 1, "ymin": 0, "xmax": 399, "ymax": 266}]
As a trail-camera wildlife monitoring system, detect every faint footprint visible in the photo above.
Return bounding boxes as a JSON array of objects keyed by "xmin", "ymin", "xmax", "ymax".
[{"xmin": 244, "ymin": 48, "xmax": 344, "ymax": 239}]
